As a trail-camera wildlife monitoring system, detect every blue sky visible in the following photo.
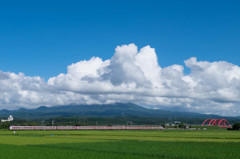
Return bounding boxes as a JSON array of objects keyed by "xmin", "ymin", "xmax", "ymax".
[
  {"xmin": 1, "ymin": 0, "xmax": 240, "ymax": 116},
  {"xmin": 1, "ymin": 0, "xmax": 239, "ymax": 79}
]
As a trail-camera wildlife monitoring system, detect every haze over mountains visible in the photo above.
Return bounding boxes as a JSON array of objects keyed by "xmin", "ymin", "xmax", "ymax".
[{"xmin": 0, "ymin": 103, "xmax": 231, "ymax": 120}]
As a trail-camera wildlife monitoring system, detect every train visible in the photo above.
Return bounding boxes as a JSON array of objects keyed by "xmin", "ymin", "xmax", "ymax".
[{"xmin": 9, "ymin": 125, "xmax": 164, "ymax": 130}]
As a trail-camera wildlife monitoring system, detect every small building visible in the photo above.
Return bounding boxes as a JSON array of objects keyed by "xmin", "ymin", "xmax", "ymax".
[
  {"xmin": 1, "ymin": 115, "xmax": 14, "ymax": 122},
  {"xmin": 174, "ymin": 121, "xmax": 181, "ymax": 125}
]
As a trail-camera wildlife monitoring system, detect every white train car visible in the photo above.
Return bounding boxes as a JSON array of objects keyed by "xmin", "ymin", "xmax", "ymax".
[
  {"xmin": 94, "ymin": 126, "xmax": 110, "ymax": 130},
  {"xmin": 9, "ymin": 126, "xmax": 35, "ymax": 130},
  {"xmin": 57, "ymin": 126, "xmax": 77, "ymax": 130},
  {"xmin": 34, "ymin": 126, "xmax": 57, "ymax": 130},
  {"xmin": 125, "ymin": 126, "xmax": 140, "ymax": 130},
  {"xmin": 110, "ymin": 126, "xmax": 126, "ymax": 130},
  {"xmin": 76, "ymin": 126, "xmax": 95, "ymax": 130}
]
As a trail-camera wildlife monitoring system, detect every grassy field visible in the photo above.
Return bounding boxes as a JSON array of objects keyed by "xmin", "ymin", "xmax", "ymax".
[{"xmin": 0, "ymin": 129, "xmax": 239, "ymax": 159}]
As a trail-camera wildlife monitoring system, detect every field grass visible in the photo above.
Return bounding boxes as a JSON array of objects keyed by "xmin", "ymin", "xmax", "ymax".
[{"xmin": 0, "ymin": 129, "xmax": 239, "ymax": 159}]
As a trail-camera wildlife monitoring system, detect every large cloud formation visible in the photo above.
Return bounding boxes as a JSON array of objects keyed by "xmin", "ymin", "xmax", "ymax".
[{"xmin": 1, "ymin": 44, "xmax": 240, "ymax": 116}]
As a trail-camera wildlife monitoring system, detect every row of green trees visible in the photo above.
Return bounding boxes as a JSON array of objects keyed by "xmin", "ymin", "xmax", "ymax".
[{"xmin": 232, "ymin": 123, "xmax": 240, "ymax": 130}]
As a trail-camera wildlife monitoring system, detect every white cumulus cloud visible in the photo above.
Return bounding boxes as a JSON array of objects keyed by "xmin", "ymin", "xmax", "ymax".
[{"xmin": 0, "ymin": 43, "xmax": 240, "ymax": 116}]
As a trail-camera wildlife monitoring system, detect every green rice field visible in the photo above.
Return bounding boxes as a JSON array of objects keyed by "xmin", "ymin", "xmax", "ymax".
[{"xmin": 0, "ymin": 129, "xmax": 239, "ymax": 159}]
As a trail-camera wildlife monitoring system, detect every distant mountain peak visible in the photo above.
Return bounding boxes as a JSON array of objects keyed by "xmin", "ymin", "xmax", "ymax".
[{"xmin": 36, "ymin": 106, "xmax": 48, "ymax": 110}]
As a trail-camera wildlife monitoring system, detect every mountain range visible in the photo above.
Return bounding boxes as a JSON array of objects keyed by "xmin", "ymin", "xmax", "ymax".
[{"xmin": 0, "ymin": 103, "xmax": 234, "ymax": 120}]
